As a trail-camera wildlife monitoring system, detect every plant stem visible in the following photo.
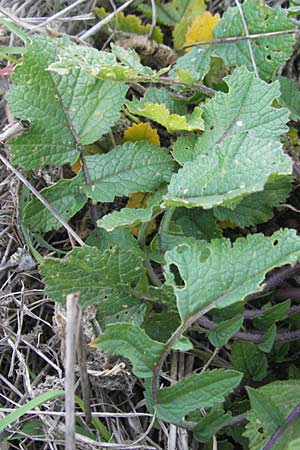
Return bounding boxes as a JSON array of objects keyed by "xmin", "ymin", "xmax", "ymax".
[
  {"xmin": 182, "ymin": 29, "xmax": 297, "ymax": 50},
  {"xmin": 158, "ymin": 207, "xmax": 175, "ymax": 252},
  {"xmin": 262, "ymin": 404, "xmax": 300, "ymax": 450}
]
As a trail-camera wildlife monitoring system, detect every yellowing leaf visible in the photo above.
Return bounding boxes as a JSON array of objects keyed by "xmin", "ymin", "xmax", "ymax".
[
  {"xmin": 71, "ymin": 158, "xmax": 82, "ymax": 174},
  {"xmin": 173, "ymin": 0, "xmax": 207, "ymax": 50},
  {"xmin": 127, "ymin": 102, "xmax": 205, "ymax": 133},
  {"xmin": 126, "ymin": 192, "xmax": 156, "ymax": 236},
  {"xmin": 124, "ymin": 123, "xmax": 160, "ymax": 145},
  {"xmin": 184, "ymin": 11, "xmax": 220, "ymax": 51},
  {"xmin": 96, "ymin": 7, "xmax": 163, "ymax": 44}
]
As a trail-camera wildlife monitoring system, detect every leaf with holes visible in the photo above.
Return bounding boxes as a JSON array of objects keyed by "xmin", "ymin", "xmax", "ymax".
[
  {"xmin": 172, "ymin": 66, "xmax": 289, "ymax": 165},
  {"xmin": 7, "ymin": 36, "xmax": 127, "ymax": 169},
  {"xmin": 213, "ymin": 0, "xmax": 295, "ymax": 81},
  {"xmin": 164, "ymin": 229, "xmax": 300, "ymax": 321},
  {"xmin": 164, "ymin": 133, "xmax": 292, "ymax": 208},
  {"xmin": 40, "ymin": 246, "xmax": 146, "ymax": 307}
]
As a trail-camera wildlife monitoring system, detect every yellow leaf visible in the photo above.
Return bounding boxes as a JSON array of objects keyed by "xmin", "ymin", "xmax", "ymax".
[
  {"xmin": 126, "ymin": 192, "xmax": 156, "ymax": 236},
  {"xmin": 124, "ymin": 122, "xmax": 160, "ymax": 145},
  {"xmin": 71, "ymin": 158, "xmax": 82, "ymax": 174},
  {"xmin": 184, "ymin": 11, "xmax": 220, "ymax": 51}
]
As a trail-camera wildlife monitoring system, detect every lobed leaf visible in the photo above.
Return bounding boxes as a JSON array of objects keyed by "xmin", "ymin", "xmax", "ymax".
[
  {"xmin": 164, "ymin": 229, "xmax": 300, "ymax": 321},
  {"xmin": 7, "ymin": 36, "xmax": 127, "ymax": 169},
  {"xmin": 172, "ymin": 66, "xmax": 289, "ymax": 165},
  {"xmin": 164, "ymin": 133, "xmax": 292, "ymax": 208},
  {"xmin": 213, "ymin": 0, "xmax": 295, "ymax": 81},
  {"xmin": 127, "ymin": 100, "xmax": 204, "ymax": 133},
  {"xmin": 41, "ymin": 245, "xmax": 146, "ymax": 307}
]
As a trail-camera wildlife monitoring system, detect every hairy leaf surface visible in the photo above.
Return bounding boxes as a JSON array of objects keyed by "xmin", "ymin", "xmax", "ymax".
[
  {"xmin": 164, "ymin": 229, "xmax": 300, "ymax": 321},
  {"xmin": 165, "ymin": 134, "xmax": 292, "ymax": 208},
  {"xmin": 155, "ymin": 369, "xmax": 242, "ymax": 422},
  {"xmin": 92, "ymin": 323, "xmax": 165, "ymax": 378},
  {"xmin": 7, "ymin": 36, "xmax": 127, "ymax": 169},
  {"xmin": 23, "ymin": 174, "xmax": 86, "ymax": 232},
  {"xmin": 41, "ymin": 246, "xmax": 146, "ymax": 307},
  {"xmin": 213, "ymin": 0, "xmax": 295, "ymax": 81},
  {"xmin": 83, "ymin": 141, "xmax": 174, "ymax": 202},
  {"xmin": 172, "ymin": 66, "xmax": 289, "ymax": 165}
]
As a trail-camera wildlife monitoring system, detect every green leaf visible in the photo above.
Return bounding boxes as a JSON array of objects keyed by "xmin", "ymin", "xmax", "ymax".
[
  {"xmin": 41, "ymin": 246, "xmax": 146, "ymax": 307},
  {"xmin": 258, "ymin": 324, "xmax": 277, "ymax": 353},
  {"xmin": 127, "ymin": 100, "xmax": 204, "ymax": 133},
  {"xmin": 231, "ymin": 342, "xmax": 268, "ymax": 381},
  {"xmin": 193, "ymin": 409, "xmax": 232, "ymax": 443},
  {"xmin": 164, "ymin": 229, "xmax": 300, "ymax": 321},
  {"xmin": 49, "ymin": 43, "xmax": 159, "ymax": 82},
  {"xmin": 278, "ymin": 76, "xmax": 300, "ymax": 121},
  {"xmin": 97, "ymin": 187, "xmax": 165, "ymax": 231},
  {"xmin": 173, "ymin": 208, "xmax": 221, "ymax": 241},
  {"xmin": 83, "ymin": 141, "xmax": 174, "ymax": 202},
  {"xmin": 172, "ymin": 66, "xmax": 289, "ymax": 165},
  {"xmin": 86, "ymin": 228, "xmax": 143, "ymax": 257},
  {"xmin": 155, "ymin": 369, "xmax": 242, "ymax": 422},
  {"xmin": 208, "ymin": 316, "xmax": 244, "ymax": 348},
  {"xmin": 213, "ymin": 0, "xmax": 295, "ymax": 81},
  {"xmin": 92, "ymin": 323, "xmax": 165, "ymax": 378},
  {"xmin": 7, "ymin": 36, "xmax": 127, "ymax": 169},
  {"xmin": 0, "ymin": 390, "xmax": 64, "ymax": 433},
  {"xmin": 170, "ymin": 47, "xmax": 212, "ymax": 83},
  {"xmin": 213, "ymin": 176, "xmax": 292, "ymax": 228},
  {"xmin": 22, "ymin": 174, "xmax": 86, "ymax": 232},
  {"xmin": 164, "ymin": 133, "xmax": 292, "ymax": 209},
  {"xmin": 244, "ymin": 381, "xmax": 300, "ymax": 450},
  {"xmin": 288, "ymin": 439, "xmax": 300, "ymax": 450},
  {"xmin": 253, "ymin": 299, "xmax": 291, "ymax": 330},
  {"xmin": 247, "ymin": 386, "xmax": 285, "ymax": 434},
  {"xmin": 96, "ymin": 294, "xmax": 147, "ymax": 327}
]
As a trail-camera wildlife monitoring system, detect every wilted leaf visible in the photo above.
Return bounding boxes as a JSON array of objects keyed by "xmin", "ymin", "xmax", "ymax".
[
  {"xmin": 96, "ymin": 7, "xmax": 163, "ymax": 43},
  {"xmin": 127, "ymin": 101, "xmax": 204, "ymax": 133},
  {"xmin": 124, "ymin": 122, "xmax": 160, "ymax": 145}
]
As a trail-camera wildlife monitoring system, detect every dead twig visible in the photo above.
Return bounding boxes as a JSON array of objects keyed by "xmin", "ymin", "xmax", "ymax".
[
  {"xmin": 80, "ymin": 0, "xmax": 135, "ymax": 41},
  {"xmin": 0, "ymin": 152, "xmax": 85, "ymax": 246},
  {"xmin": 182, "ymin": 29, "xmax": 297, "ymax": 50},
  {"xmin": 65, "ymin": 292, "xmax": 81, "ymax": 450}
]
